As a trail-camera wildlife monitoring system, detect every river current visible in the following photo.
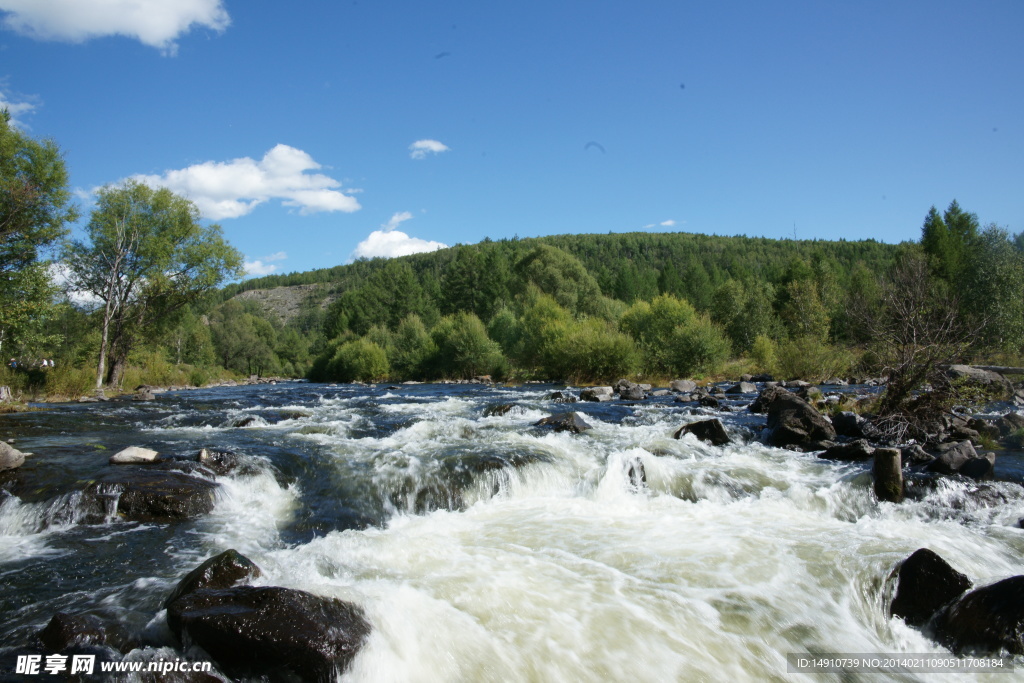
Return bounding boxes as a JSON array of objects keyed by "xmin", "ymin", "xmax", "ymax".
[{"xmin": 1, "ymin": 381, "xmax": 1023, "ymax": 681}]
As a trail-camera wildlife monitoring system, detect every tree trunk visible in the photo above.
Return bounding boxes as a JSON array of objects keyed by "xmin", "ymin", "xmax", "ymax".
[{"xmin": 96, "ymin": 298, "xmax": 114, "ymax": 391}]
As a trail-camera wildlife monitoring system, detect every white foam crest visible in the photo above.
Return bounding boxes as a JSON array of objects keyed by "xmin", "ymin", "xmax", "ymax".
[
  {"xmin": 0, "ymin": 495, "xmax": 71, "ymax": 564},
  {"xmin": 189, "ymin": 465, "xmax": 300, "ymax": 559}
]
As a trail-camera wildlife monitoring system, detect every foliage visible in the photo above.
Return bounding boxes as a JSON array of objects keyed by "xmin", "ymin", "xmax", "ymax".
[
  {"xmin": 960, "ymin": 225, "xmax": 1024, "ymax": 352},
  {"xmin": 666, "ymin": 314, "xmax": 732, "ymax": 377},
  {"xmin": 0, "ymin": 110, "xmax": 77, "ymax": 355},
  {"xmin": 65, "ymin": 180, "xmax": 243, "ymax": 389},
  {"xmin": 390, "ymin": 314, "xmax": 436, "ymax": 380},
  {"xmin": 327, "ymin": 339, "xmax": 390, "ymax": 382},
  {"xmin": 429, "ymin": 312, "xmax": 505, "ymax": 379},
  {"xmin": 548, "ymin": 318, "xmax": 641, "ymax": 383},
  {"xmin": 750, "ymin": 334, "xmax": 779, "ymax": 375},
  {"xmin": 620, "ymin": 294, "xmax": 697, "ymax": 373},
  {"xmin": 774, "ymin": 335, "xmax": 854, "ymax": 382},
  {"xmin": 513, "ymin": 244, "xmax": 603, "ymax": 316}
]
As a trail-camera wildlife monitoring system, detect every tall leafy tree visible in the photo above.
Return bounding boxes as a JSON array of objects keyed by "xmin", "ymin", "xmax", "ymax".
[
  {"xmin": 0, "ymin": 110, "xmax": 78, "ymax": 355},
  {"xmin": 66, "ymin": 180, "xmax": 243, "ymax": 390}
]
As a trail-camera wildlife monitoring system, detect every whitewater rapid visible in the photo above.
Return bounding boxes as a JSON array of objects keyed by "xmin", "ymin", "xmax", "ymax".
[{"xmin": 1, "ymin": 382, "xmax": 1022, "ymax": 681}]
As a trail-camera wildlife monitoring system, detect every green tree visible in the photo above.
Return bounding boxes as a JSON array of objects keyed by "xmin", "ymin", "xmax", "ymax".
[
  {"xmin": 514, "ymin": 244, "xmax": 603, "ymax": 316},
  {"xmin": 390, "ymin": 314, "xmax": 436, "ymax": 379},
  {"xmin": 962, "ymin": 225, "xmax": 1024, "ymax": 352},
  {"xmin": 328, "ymin": 338, "xmax": 390, "ymax": 382},
  {"xmin": 921, "ymin": 200, "xmax": 979, "ymax": 285},
  {"xmin": 430, "ymin": 312, "xmax": 505, "ymax": 378},
  {"xmin": 0, "ymin": 110, "xmax": 78, "ymax": 355},
  {"xmin": 66, "ymin": 180, "xmax": 243, "ymax": 390}
]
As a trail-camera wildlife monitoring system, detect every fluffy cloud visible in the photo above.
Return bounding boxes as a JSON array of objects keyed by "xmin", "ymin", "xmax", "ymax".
[
  {"xmin": 133, "ymin": 144, "xmax": 361, "ymax": 220},
  {"xmin": 350, "ymin": 212, "xmax": 446, "ymax": 261},
  {"xmin": 0, "ymin": 0, "xmax": 229, "ymax": 55},
  {"xmin": 244, "ymin": 251, "xmax": 287, "ymax": 277},
  {"xmin": 350, "ymin": 230, "xmax": 448, "ymax": 260},
  {"xmin": 660, "ymin": 220, "xmax": 677, "ymax": 227},
  {"xmin": 0, "ymin": 86, "xmax": 37, "ymax": 128},
  {"xmin": 409, "ymin": 139, "xmax": 450, "ymax": 160}
]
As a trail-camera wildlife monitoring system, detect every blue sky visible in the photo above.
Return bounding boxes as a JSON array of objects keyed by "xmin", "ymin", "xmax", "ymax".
[{"xmin": 2, "ymin": 0, "xmax": 1021, "ymax": 278}]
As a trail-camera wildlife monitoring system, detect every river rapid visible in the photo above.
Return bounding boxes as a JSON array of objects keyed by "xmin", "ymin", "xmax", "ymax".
[{"xmin": 1, "ymin": 381, "xmax": 1023, "ymax": 682}]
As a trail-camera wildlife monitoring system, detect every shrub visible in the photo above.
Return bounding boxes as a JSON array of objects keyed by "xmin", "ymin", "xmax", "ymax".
[
  {"xmin": 547, "ymin": 318, "xmax": 641, "ymax": 383},
  {"xmin": 328, "ymin": 339, "xmax": 390, "ymax": 382},
  {"xmin": 775, "ymin": 335, "xmax": 854, "ymax": 381},
  {"xmin": 750, "ymin": 334, "xmax": 779, "ymax": 376},
  {"xmin": 430, "ymin": 312, "xmax": 505, "ymax": 379},
  {"xmin": 667, "ymin": 315, "xmax": 732, "ymax": 377},
  {"xmin": 390, "ymin": 314, "xmax": 437, "ymax": 380}
]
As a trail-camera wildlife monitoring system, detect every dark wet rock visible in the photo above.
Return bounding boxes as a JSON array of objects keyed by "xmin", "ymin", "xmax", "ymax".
[
  {"xmin": 627, "ymin": 457, "xmax": 646, "ymax": 490},
  {"xmin": 901, "ymin": 444, "xmax": 935, "ymax": 467},
  {"xmin": 670, "ymin": 379, "xmax": 698, "ymax": 393},
  {"xmin": 109, "ymin": 446, "xmax": 159, "ymax": 464},
  {"xmin": 616, "ymin": 380, "xmax": 646, "ymax": 400},
  {"xmin": 0, "ymin": 441, "xmax": 25, "ymax": 471},
  {"xmin": 165, "ymin": 549, "xmax": 263, "ymax": 609},
  {"xmin": 726, "ymin": 382, "xmax": 757, "ymax": 394},
  {"xmin": 85, "ymin": 470, "xmax": 218, "ymax": 522},
  {"xmin": 762, "ymin": 388, "xmax": 836, "ymax": 449},
  {"xmin": 996, "ymin": 412, "xmax": 1024, "ymax": 436},
  {"xmin": 195, "ymin": 448, "xmax": 245, "ymax": 476},
  {"xmin": 534, "ymin": 412, "xmax": 592, "ymax": 434},
  {"xmin": 749, "ymin": 385, "xmax": 789, "ymax": 414},
  {"xmin": 133, "ymin": 391, "xmax": 156, "ymax": 401},
  {"xmin": 958, "ymin": 453, "xmax": 996, "ymax": 481},
  {"xmin": 890, "ymin": 548, "xmax": 972, "ymax": 628},
  {"xmin": 925, "ymin": 441, "xmax": 978, "ymax": 476},
  {"xmin": 227, "ymin": 415, "xmax": 262, "ymax": 428},
  {"xmin": 673, "ymin": 393, "xmax": 695, "ymax": 403},
  {"xmin": 832, "ymin": 411, "xmax": 867, "ymax": 439},
  {"xmin": 674, "ymin": 419, "xmax": 730, "ymax": 446},
  {"xmin": 580, "ymin": 387, "xmax": 613, "ymax": 402},
  {"xmin": 483, "ymin": 403, "xmax": 518, "ymax": 417},
  {"xmin": 968, "ymin": 418, "xmax": 1000, "ymax": 441},
  {"xmin": 276, "ymin": 409, "xmax": 313, "ymax": 420},
  {"xmin": 934, "ymin": 575, "xmax": 1024, "ymax": 655},
  {"xmin": 166, "ymin": 586, "xmax": 370, "ymax": 682},
  {"xmin": 698, "ymin": 395, "xmax": 721, "ymax": 409},
  {"xmin": 820, "ymin": 439, "xmax": 875, "ymax": 462},
  {"xmin": 38, "ymin": 613, "xmax": 108, "ymax": 652},
  {"xmin": 547, "ymin": 391, "xmax": 577, "ymax": 403}
]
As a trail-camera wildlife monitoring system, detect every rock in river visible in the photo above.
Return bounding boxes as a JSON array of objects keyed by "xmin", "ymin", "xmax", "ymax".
[
  {"xmin": 164, "ymin": 549, "xmax": 264, "ymax": 608},
  {"xmin": 166, "ymin": 586, "xmax": 370, "ymax": 681},
  {"xmin": 674, "ymin": 418, "xmax": 730, "ymax": 446},
  {"xmin": 109, "ymin": 446, "xmax": 159, "ymax": 464},
  {"xmin": 934, "ymin": 575, "xmax": 1024, "ymax": 655},
  {"xmin": 758, "ymin": 386, "xmax": 836, "ymax": 449},
  {"xmin": 0, "ymin": 441, "xmax": 25, "ymax": 471},
  {"xmin": 85, "ymin": 470, "xmax": 218, "ymax": 522},
  {"xmin": 890, "ymin": 548, "xmax": 972, "ymax": 628},
  {"xmin": 534, "ymin": 412, "xmax": 592, "ymax": 434}
]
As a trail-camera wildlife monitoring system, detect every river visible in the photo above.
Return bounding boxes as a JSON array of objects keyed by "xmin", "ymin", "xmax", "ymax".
[{"xmin": 1, "ymin": 381, "xmax": 1023, "ymax": 681}]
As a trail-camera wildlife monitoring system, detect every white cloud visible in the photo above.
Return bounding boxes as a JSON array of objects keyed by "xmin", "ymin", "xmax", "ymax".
[
  {"xmin": 244, "ymin": 260, "xmax": 278, "ymax": 277},
  {"xmin": 409, "ymin": 139, "xmax": 450, "ymax": 160},
  {"xmin": 660, "ymin": 220, "xmax": 677, "ymax": 227},
  {"xmin": 243, "ymin": 251, "xmax": 288, "ymax": 277},
  {"xmin": 0, "ymin": 0, "xmax": 229, "ymax": 55},
  {"xmin": 0, "ymin": 85, "xmax": 38, "ymax": 128},
  {"xmin": 132, "ymin": 144, "xmax": 361, "ymax": 220},
  {"xmin": 381, "ymin": 211, "xmax": 413, "ymax": 232},
  {"xmin": 350, "ymin": 230, "xmax": 447, "ymax": 261}
]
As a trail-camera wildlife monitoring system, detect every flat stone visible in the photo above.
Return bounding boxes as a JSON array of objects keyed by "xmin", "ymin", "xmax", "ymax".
[{"xmin": 109, "ymin": 446, "xmax": 159, "ymax": 464}]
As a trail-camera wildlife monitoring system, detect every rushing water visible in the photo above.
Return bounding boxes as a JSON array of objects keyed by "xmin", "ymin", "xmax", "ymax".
[{"xmin": 1, "ymin": 382, "xmax": 1023, "ymax": 681}]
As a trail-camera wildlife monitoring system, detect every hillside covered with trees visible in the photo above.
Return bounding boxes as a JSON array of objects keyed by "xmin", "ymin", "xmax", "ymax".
[{"xmin": 3, "ymin": 107, "xmax": 1023, "ymax": 400}]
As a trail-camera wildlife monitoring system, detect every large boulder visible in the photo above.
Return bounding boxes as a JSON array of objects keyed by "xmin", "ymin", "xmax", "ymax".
[
  {"xmin": 933, "ymin": 575, "xmax": 1024, "ymax": 655},
  {"xmin": 819, "ymin": 439, "xmax": 875, "ymax": 462},
  {"xmin": 674, "ymin": 419, "xmax": 730, "ymax": 446},
  {"xmin": 109, "ymin": 446, "xmax": 159, "ymax": 464},
  {"xmin": 534, "ymin": 412, "xmax": 592, "ymax": 434},
  {"xmin": 761, "ymin": 388, "xmax": 836, "ymax": 449},
  {"xmin": 726, "ymin": 382, "xmax": 757, "ymax": 395},
  {"xmin": 749, "ymin": 385, "xmax": 789, "ymax": 414},
  {"xmin": 38, "ymin": 613, "xmax": 109, "ymax": 652},
  {"xmin": 164, "ymin": 549, "xmax": 263, "ymax": 608},
  {"xmin": 890, "ymin": 548, "xmax": 972, "ymax": 627},
  {"xmin": 925, "ymin": 441, "xmax": 978, "ymax": 475},
  {"xmin": 166, "ymin": 586, "xmax": 370, "ymax": 681},
  {"xmin": 958, "ymin": 452, "xmax": 996, "ymax": 481},
  {"xmin": 0, "ymin": 441, "xmax": 25, "ymax": 471},
  {"xmin": 670, "ymin": 379, "xmax": 698, "ymax": 393},
  {"xmin": 85, "ymin": 470, "xmax": 218, "ymax": 522},
  {"xmin": 832, "ymin": 411, "xmax": 867, "ymax": 439},
  {"xmin": 615, "ymin": 379, "xmax": 646, "ymax": 400},
  {"xmin": 997, "ymin": 412, "xmax": 1024, "ymax": 436},
  {"xmin": 580, "ymin": 387, "xmax": 613, "ymax": 402}
]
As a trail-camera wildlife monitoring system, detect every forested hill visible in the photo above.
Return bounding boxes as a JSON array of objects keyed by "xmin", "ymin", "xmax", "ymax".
[{"xmin": 220, "ymin": 230, "xmax": 903, "ymax": 310}]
